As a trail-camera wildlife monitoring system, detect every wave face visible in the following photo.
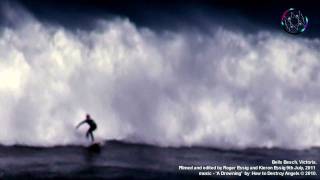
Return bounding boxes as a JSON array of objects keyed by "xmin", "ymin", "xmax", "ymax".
[{"xmin": 0, "ymin": 3, "xmax": 320, "ymax": 149}]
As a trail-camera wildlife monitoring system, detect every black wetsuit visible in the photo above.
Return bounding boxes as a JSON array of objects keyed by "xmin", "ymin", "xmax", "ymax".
[
  {"xmin": 86, "ymin": 119, "xmax": 97, "ymax": 131},
  {"xmin": 77, "ymin": 118, "xmax": 97, "ymax": 142},
  {"xmin": 85, "ymin": 119, "xmax": 97, "ymax": 142}
]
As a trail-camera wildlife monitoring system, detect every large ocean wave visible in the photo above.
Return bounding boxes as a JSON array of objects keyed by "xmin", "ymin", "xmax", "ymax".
[{"xmin": 0, "ymin": 3, "xmax": 320, "ymax": 149}]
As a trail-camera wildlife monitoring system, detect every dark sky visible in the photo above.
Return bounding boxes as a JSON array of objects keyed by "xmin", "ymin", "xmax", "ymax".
[{"xmin": 8, "ymin": 0, "xmax": 320, "ymax": 37}]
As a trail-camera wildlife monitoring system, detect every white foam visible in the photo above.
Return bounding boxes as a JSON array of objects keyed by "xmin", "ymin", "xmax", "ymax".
[{"xmin": 0, "ymin": 5, "xmax": 320, "ymax": 149}]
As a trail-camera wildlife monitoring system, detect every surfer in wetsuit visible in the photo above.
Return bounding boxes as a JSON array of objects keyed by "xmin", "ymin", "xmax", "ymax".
[{"xmin": 76, "ymin": 114, "xmax": 97, "ymax": 142}]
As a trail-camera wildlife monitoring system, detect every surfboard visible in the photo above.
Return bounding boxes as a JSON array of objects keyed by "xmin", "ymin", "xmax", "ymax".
[{"xmin": 88, "ymin": 142, "xmax": 101, "ymax": 153}]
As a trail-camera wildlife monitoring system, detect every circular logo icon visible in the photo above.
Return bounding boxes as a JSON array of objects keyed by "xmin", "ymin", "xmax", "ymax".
[{"xmin": 281, "ymin": 8, "xmax": 308, "ymax": 34}]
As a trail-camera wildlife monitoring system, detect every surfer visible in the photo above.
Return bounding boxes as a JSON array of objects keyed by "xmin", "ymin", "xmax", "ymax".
[{"xmin": 76, "ymin": 114, "xmax": 97, "ymax": 142}]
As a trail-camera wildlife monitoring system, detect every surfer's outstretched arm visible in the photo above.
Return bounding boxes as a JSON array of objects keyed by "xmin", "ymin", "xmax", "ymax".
[{"xmin": 76, "ymin": 120, "xmax": 86, "ymax": 129}]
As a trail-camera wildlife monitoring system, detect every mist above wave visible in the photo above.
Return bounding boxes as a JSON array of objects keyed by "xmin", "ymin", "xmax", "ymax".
[{"xmin": 0, "ymin": 4, "xmax": 320, "ymax": 149}]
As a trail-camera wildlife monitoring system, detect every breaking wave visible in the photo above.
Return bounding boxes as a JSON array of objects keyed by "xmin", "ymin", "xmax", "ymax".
[{"xmin": 0, "ymin": 3, "xmax": 320, "ymax": 149}]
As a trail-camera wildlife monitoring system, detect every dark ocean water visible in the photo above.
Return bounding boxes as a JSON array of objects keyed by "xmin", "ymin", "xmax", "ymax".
[{"xmin": 0, "ymin": 140, "xmax": 319, "ymax": 179}]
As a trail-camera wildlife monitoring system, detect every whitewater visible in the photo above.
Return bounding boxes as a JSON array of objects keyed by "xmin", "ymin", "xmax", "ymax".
[{"xmin": 0, "ymin": 4, "xmax": 320, "ymax": 149}]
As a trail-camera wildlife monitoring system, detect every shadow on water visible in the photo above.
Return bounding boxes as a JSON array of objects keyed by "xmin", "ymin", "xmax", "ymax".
[{"xmin": 83, "ymin": 144, "xmax": 102, "ymax": 163}]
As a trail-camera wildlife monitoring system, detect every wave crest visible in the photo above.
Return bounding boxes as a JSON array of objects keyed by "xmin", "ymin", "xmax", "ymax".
[{"xmin": 0, "ymin": 5, "xmax": 320, "ymax": 149}]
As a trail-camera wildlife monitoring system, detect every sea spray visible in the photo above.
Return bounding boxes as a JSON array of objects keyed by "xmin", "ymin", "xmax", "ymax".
[{"xmin": 0, "ymin": 3, "xmax": 320, "ymax": 149}]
